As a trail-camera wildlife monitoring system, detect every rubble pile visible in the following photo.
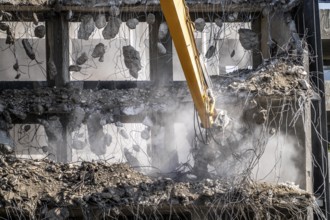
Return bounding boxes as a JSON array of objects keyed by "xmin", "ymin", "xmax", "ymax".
[
  {"xmin": 213, "ymin": 61, "xmax": 311, "ymax": 97},
  {"xmin": 0, "ymin": 156, "xmax": 318, "ymax": 218}
]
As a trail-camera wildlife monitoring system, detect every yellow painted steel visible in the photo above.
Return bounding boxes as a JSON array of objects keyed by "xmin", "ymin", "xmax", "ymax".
[{"xmin": 160, "ymin": 0, "xmax": 216, "ymax": 128}]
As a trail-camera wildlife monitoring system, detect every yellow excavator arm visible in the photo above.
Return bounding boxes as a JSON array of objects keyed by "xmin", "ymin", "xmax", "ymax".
[{"xmin": 160, "ymin": 0, "xmax": 217, "ymax": 128}]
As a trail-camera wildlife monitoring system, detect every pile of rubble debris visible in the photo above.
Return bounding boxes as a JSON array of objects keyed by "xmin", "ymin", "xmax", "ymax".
[
  {"xmin": 0, "ymin": 156, "xmax": 320, "ymax": 219},
  {"xmin": 212, "ymin": 60, "xmax": 311, "ymax": 98}
]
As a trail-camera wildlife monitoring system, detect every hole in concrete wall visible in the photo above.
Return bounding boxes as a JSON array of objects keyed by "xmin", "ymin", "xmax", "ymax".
[
  {"xmin": 69, "ymin": 20, "xmax": 150, "ymax": 81},
  {"xmin": 173, "ymin": 22, "xmax": 252, "ymax": 81},
  {"xmin": 0, "ymin": 22, "xmax": 46, "ymax": 81}
]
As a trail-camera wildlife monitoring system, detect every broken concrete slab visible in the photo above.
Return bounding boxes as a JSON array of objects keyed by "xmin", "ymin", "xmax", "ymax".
[
  {"xmin": 194, "ymin": 18, "xmax": 206, "ymax": 32},
  {"xmin": 34, "ymin": 25, "xmax": 45, "ymax": 38},
  {"xmin": 238, "ymin": 28, "xmax": 259, "ymax": 50},
  {"xmin": 126, "ymin": 18, "xmax": 139, "ymax": 29},
  {"xmin": 158, "ymin": 22, "xmax": 168, "ymax": 40},
  {"xmin": 122, "ymin": 45, "xmax": 142, "ymax": 79},
  {"xmin": 94, "ymin": 14, "xmax": 107, "ymax": 29},
  {"xmin": 102, "ymin": 17, "xmax": 122, "ymax": 39},
  {"xmin": 78, "ymin": 14, "xmax": 95, "ymax": 40}
]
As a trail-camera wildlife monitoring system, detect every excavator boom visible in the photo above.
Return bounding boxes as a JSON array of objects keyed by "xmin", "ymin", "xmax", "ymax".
[{"xmin": 160, "ymin": 0, "xmax": 217, "ymax": 128}]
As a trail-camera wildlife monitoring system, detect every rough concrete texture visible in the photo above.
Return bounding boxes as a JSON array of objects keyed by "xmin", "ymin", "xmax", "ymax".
[
  {"xmin": 0, "ymin": 23, "xmax": 9, "ymax": 32},
  {"xmin": 78, "ymin": 15, "xmax": 95, "ymax": 40},
  {"xmin": 238, "ymin": 28, "xmax": 259, "ymax": 50},
  {"xmin": 157, "ymin": 42, "xmax": 166, "ymax": 54},
  {"xmin": 223, "ymin": 61, "xmax": 309, "ymax": 96},
  {"xmin": 123, "ymin": 45, "xmax": 142, "ymax": 79},
  {"xmin": 109, "ymin": 6, "xmax": 120, "ymax": 17},
  {"xmin": 126, "ymin": 18, "xmax": 139, "ymax": 29},
  {"xmin": 146, "ymin": 13, "xmax": 156, "ymax": 25},
  {"xmin": 68, "ymin": 65, "xmax": 81, "ymax": 72},
  {"xmin": 215, "ymin": 18, "xmax": 223, "ymax": 28},
  {"xmin": 76, "ymin": 52, "xmax": 88, "ymax": 65},
  {"xmin": 34, "ymin": 25, "xmax": 45, "ymax": 38},
  {"xmin": 91, "ymin": 43, "xmax": 106, "ymax": 62},
  {"xmin": 194, "ymin": 18, "xmax": 206, "ymax": 32},
  {"xmin": 94, "ymin": 14, "xmax": 107, "ymax": 29},
  {"xmin": 205, "ymin": 45, "xmax": 216, "ymax": 59},
  {"xmin": 102, "ymin": 17, "xmax": 122, "ymax": 39},
  {"xmin": 158, "ymin": 22, "xmax": 168, "ymax": 40},
  {"xmin": 0, "ymin": 156, "xmax": 319, "ymax": 219}
]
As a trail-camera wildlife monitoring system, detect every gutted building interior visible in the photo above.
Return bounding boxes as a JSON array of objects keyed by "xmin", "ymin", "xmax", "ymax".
[{"xmin": 0, "ymin": 0, "xmax": 328, "ymax": 219}]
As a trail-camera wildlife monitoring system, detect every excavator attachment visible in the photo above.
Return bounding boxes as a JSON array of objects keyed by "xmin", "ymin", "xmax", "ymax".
[{"xmin": 160, "ymin": 0, "xmax": 218, "ymax": 128}]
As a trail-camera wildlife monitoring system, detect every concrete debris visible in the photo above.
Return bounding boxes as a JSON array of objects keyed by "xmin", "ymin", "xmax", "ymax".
[
  {"xmin": 91, "ymin": 43, "xmax": 106, "ymax": 62},
  {"xmin": 238, "ymin": 28, "xmax": 259, "ymax": 50},
  {"xmin": 132, "ymin": 144, "xmax": 140, "ymax": 152},
  {"xmin": 287, "ymin": 65, "xmax": 307, "ymax": 76},
  {"xmin": 157, "ymin": 42, "xmax": 167, "ymax": 54},
  {"xmin": 94, "ymin": 14, "xmax": 107, "ymax": 29},
  {"xmin": 104, "ymin": 133, "xmax": 112, "ymax": 146},
  {"xmin": 115, "ymin": 121, "xmax": 124, "ymax": 127},
  {"xmin": 226, "ymin": 61, "xmax": 311, "ymax": 96},
  {"xmin": 126, "ymin": 18, "xmax": 139, "ymax": 29},
  {"xmin": 22, "ymin": 39, "xmax": 35, "ymax": 60},
  {"xmin": 142, "ymin": 116, "xmax": 153, "ymax": 127},
  {"xmin": 5, "ymin": 32, "xmax": 14, "ymax": 45},
  {"xmin": 214, "ymin": 18, "xmax": 223, "ymax": 28},
  {"xmin": 122, "ymin": 104, "xmax": 145, "ymax": 115},
  {"xmin": 124, "ymin": 148, "xmax": 140, "ymax": 167},
  {"xmin": 0, "ymin": 156, "xmax": 316, "ymax": 219},
  {"xmin": 194, "ymin": 18, "xmax": 206, "ymax": 32},
  {"xmin": 158, "ymin": 22, "xmax": 168, "ymax": 40},
  {"xmin": 228, "ymin": 12, "xmax": 239, "ymax": 21},
  {"xmin": 78, "ymin": 15, "xmax": 95, "ymax": 40},
  {"xmin": 103, "ymin": 17, "xmax": 122, "ymax": 39},
  {"xmin": 298, "ymin": 79, "xmax": 310, "ymax": 90},
  {"xmin": 253, "ymin": 109, "xmax": 267, "ymax": 124},
  {"xmin": 141, "ymin": 129, "xmax": 150, "ymax": 140},
  {"xmin": 205, "ymin": 45, "xmax": 216, "ymax": 59},
  {"xmin": 76, "ymin": 52, "xmax": 88, "ymax": 65},
  {"xmin": 123, "ymin": 45, "xmax": 142, "ymax": 79},
  {"xmin": 146, "ymin": 13, "xmax": 156, "ymax": 25},
  {"xmin": 34, "ymin": 25, "xmax": 45, "ymax": 38},
  {"xmin": 66, "ymin": 10, "xmax": 73, "ymax": 20},
  {"xmin": 0, "ymin": 144, "xmax": 14, "ymax": 155},
  {"xmin": 32, "ymin": 12, "xmax": 38, "ymax": 25},
  {"xmin": 109, "ymin": 6, "xmax": 120, "ymax": 17},
  {"xmin": 118, "ymin": 128, "xmax": 129, "ymax": 139},
  {"xmin": 0, "ymin": 22, "xmax": 9, "ymax": 31},
  {"xmin": 69, "ymin": 65, "xmax": 81, "ymax": 72}
]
